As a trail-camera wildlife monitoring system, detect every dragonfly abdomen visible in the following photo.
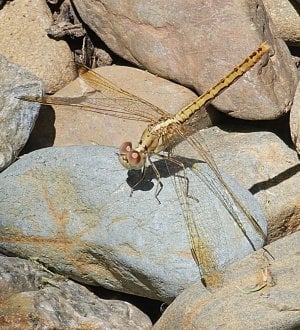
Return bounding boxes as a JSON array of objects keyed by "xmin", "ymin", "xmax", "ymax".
[{"xmin": 174, "ymin": 42, "xmax": 270, "ymax": 124}]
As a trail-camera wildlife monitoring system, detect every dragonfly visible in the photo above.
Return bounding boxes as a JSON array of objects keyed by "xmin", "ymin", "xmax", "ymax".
[{"xmin": 21, "ymin": 42, "xmax": 270, "ymax": 287}]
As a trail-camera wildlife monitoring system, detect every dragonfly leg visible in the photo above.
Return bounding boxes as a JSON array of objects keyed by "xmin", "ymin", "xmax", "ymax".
[
  {"xmin": 148, "ymin": 157, "xmax": 163, "ymax": 204},
  {"xmin": 156, "ymin": 154, "xmax": 199, "ymax": 202},
  {"xmin": 129, "ymin": 165, "xmax": 147, "ymax": 197},
  {"xmin": 129, "ymin": 161, "xmax": 163, "ymax": 204},
  {"xmin": 175, "ymin": 173, "xmax": 199, "ymax": 203}
]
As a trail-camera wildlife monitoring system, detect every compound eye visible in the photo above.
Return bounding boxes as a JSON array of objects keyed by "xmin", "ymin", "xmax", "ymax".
[
  {"xmin": 118, "ymin": 142, "xmax": 145, "ymax": 169},
  {"xmin": 119, "ymin": 142, "xmax": 132, "ymax": 154},
  {"xmin": 127, "ymin": 150, "xmax": 142, "ymax": 166}
]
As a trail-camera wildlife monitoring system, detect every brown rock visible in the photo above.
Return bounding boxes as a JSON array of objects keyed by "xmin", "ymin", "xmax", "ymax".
[
  {"xmin": 0, "ymin": 0, "xmax": 77, "ymax": 93},
  {"xmin": 72, "ymin": 0, "xmax": 298, "ymax": 119}
]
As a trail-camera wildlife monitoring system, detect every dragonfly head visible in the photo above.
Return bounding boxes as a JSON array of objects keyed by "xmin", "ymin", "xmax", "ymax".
[{"xmin": 118, "ymin": 142, "xmax": 146, "ymax": 170}]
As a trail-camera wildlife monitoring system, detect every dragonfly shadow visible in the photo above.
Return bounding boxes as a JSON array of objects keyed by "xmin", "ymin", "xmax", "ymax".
[
  {"xmin": 126, "ymin": 156, "xmax": 202, "ymax": 193},
  {"xmin": 249, "ymin": 162, "xmax": 300, "ymax": 194}
]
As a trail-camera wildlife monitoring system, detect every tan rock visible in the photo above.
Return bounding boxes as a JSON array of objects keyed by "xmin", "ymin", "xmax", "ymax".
[
  {"xmin": 0, "ymin": 0, "xmax": 77, "ymax": 93},
  {"xmin": 0, "ymin": 255, "xmax": 152, "ymax": 329},
  {"xmin": 263, "ymin": 0, "xmax": 300, "ymax": 46},
  {"xmin": 290, "ymin": 81, "xmax": 300, "ymax": 153},
  {"xmin": 72, "ymin": 0, "xmax": 298, "ymax": 120}
]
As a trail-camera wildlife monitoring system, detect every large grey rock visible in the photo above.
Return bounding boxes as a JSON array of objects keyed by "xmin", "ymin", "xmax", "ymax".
[
  {"xmin": 153, "ymin": 231, "xmax": 300, "ymax": 330},
  {"xmin": 0, "ymin": 55, "xmax": 43, "ymax": 171},
  {"xmin": 0, "ymin": 145, "xmax": 266, "ymax": 302},
  {"xmin": 0, "ymin": 0, "xmax": 76, "ymax": 93},
  {"xmin": 72, "ymin": 0, "xmax": 298, "ymax": 119},
  {"xmin": 0, "ymin": 255, "xmax": 152, "ymax": 329}
]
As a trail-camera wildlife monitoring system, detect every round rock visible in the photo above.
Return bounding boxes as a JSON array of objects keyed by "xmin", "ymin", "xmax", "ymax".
[{"xmin": 0, "ymin": 0, "xmax": 77, "ymax": 93}]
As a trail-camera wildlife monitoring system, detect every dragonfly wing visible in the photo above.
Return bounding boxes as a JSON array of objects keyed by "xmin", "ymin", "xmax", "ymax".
[
  {"xmin": 176, "ymin": 127, "xmax": 267, "ymax": 241},
  {"xmin": 78, "ymin": 67, "xmax": 173, "ymax": 120},
  {"xmin": 170, "ymin": 163, "xmax": 225, "ymax": 287},
  {"xmin": 21, "ymin": 94, "xmax": 160, "ymax": 122},
  {"xmin": 21, "ymin": 67, "xmax": 174, "ymax": 124},
  {"xmin": 164, "ymin": 126, "xmax": 267, "ymax": 287}
]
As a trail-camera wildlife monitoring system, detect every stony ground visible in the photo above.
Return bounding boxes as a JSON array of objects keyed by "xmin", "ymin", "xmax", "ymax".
[{"xmin": 0, "ymin": 0, "xmax": 299, "ymax": 329}]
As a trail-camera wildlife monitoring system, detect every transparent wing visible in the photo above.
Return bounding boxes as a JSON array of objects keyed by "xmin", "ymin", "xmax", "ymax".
[
  {"xmin": 179, "ymin": 128, "xmax": 266, "ymax": 240},
  {"xmin": 21, "ymin": 66, "xmax": 172, "ymax": 124},
  {"xmin": 164, "ymin": 125, "xmax": 267, "ymax": 287},
  {"xmin": 170, "ymin": 163, "xmax": 224, "ymax": 287}
]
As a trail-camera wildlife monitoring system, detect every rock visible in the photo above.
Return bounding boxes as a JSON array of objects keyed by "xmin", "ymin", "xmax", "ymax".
[
  {"xmin": 176, "ymin": 126, "xmax": 300, "ymax": 243},
  {"xmin": 0, "ymin": 254, "xmax": 152, "ymax": 329},
  {"xmin": 262, "ymin": 0, "xmax": 300, "ymax": 46},
  {"xmin": 290, "ymin": 80, "xmax": 300, "ymax": 153},
  {"xmin": 0, "ymin": 0, "xmax": 77, "ymax": 93},
  {"xmin": 0, "ymin": 145, "xmax": 267, "ymax": 302},
  {"xmin": 26, "ymin": 65, "xmax": 217, "ymax": 150},
  {"xmin": 72, "ymin": 0, "xmax": 298, "ymax": 119},
  {"xmin": 0, "ymin": 55, "xmax": 43, "ymax": 171},
  {"xmin": 153, "ymin": 231, "xmax": 300, "ymax": 330}
]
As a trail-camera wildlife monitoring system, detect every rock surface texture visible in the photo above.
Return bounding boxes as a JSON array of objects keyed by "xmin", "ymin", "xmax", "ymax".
[
  {"xmin": 0, "ymin": 0, "xmax": 76, "ymax": 93},
  {"xmin": 0, "ymin": 145, "xmax": 267, "ymax": 302},
  {"xmin": 0, "ymin": 255, "xmax": 152, "ymax": 329},
  {"xmin": 290, "ymin": 81, "xmax": 300, "ymax": 154},
  {"xmin": 0, "ymin": 56, "xmax": 43, "ymax": 171},
  {"xmin": 153, "ymin": 231, "xmax": 300, "ymax": 330},
  {"xmin": 262, "ymin": 0, "xmax": 300, "ymax": 46}
]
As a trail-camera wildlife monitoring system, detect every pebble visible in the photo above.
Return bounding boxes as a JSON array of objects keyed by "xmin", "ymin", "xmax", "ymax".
[
  {"xmin": 0, "ymin": 254, "xmax": 152, "ymax": 329},
  {"xmin": 263, "ymin": 0, "xmax": 300, "ymax": 46}
]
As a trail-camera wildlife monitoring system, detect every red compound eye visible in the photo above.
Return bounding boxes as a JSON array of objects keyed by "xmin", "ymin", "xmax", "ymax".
[
  {"xmin": 118, "ymin": 142, "xmax": 145, "ymax": 169},
  {"xmin": 119, "ymin": 142, "xmax": 132, "ymax": 154},
  {"xmin": 127, "ymin": 150, "xmax": 142, "ymax": 166}
]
